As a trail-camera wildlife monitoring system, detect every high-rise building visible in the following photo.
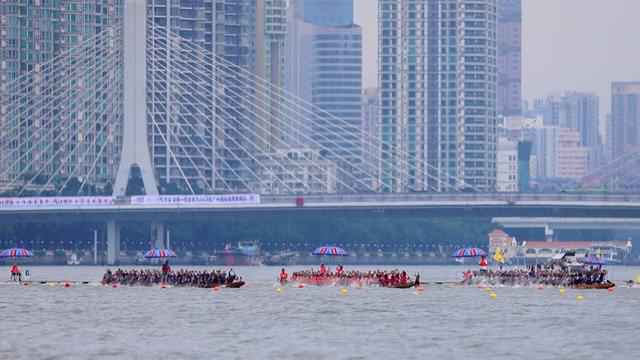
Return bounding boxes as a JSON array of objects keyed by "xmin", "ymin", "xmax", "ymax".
[
  {"xmin": 294, "ymin": 0, "xmax": 354, "ymax": 27},
  {"xmin": 286, "ymin": 0, "xmax": 364, "ymax": 191},
  {"xmin": 533, "ymin": 126, "xmax": 588, "ymax": 180},
  {"xmin": 256, "ymin": 0, "xmax": 287, "ymax": 153},
  {"xmin": 496, "ymin": 137, "xmax": 518, "ymax": 192},
  {"xmin": 213, "ymin": 0, "xmax": 258, "ymax": 191},
  {"xmin": 379, "ymin": 0, "xmax": 426, "ymax": 192},
  {"xmin": 147, "ymin": 0, "xmax": 217, "ymax": 191},
  {"xmin": 497, "ymin": 0, "xmax": 521, "ymax": 116},
  {"xmin": 150, "ymin": 0, "xmax": 282, "ymax": 192},
  {"xmin": 379, "ymin": 0, "xmax": 497, "ymax": 192},
  {"xmin": 0, "ymin": 0, "xmax": 122, "ymax": 191},
  {"xmin": 558, "ymin": 92, "xmax": 600, "ymax": 148},
  {"xmin": 539, "ymin": 92, "xmax": 600, "ymax": 147},
  {"xmin": 611, "ymin": 82, "xmax": 640, "ymax": 160}
]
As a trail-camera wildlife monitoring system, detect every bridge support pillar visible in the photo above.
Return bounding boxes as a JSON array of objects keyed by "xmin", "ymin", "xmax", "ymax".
[
  {"xmin": 107, "ymin": 220, "xmax": 121, "ymax": 265},
  {"xmin": 151, "ymin": 221, "xmax": 165, "ymax": 249}
]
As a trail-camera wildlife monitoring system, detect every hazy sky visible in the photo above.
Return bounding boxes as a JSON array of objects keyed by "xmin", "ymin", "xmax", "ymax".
[{"xmin": 354, "ymin": 0, "xmax": 640, "ymax": 117}]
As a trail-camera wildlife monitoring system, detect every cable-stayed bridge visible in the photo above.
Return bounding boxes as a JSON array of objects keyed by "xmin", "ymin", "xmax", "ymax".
[
  {"xmin": 1, "ymin": 1, "xmax": 471, "ymax": 198},
  {"xmin": 0, "ymin": 1, "xmax": 638, "ymax": 264}
]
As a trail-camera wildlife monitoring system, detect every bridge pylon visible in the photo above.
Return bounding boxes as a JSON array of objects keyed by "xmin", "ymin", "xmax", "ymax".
[{"xmin": 113, "ymin": 0, "xmax": 158, "ymax": 196}]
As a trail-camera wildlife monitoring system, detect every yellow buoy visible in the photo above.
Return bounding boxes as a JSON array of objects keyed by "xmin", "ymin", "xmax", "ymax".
[
  {"xmin": 489, "ymin": 292, "xmax": 497, "ymax": 299},
  {"xmin": 276, "ymin": 287, "xmax": 283, "ymax": 293},
  {"xmin": 559, "ymin": 287, "xmax": 566, "ymax": 295},
  {"xmin": 576, "ymin": 295, "xmax": 585, "ymax": 301},
  {"xmin": 635, "ymin": 274, "xmax": 640, "ymax": 284},
  {"xmin": 340, "ymin": 287, "xmax": 348, "ymax": 295}
]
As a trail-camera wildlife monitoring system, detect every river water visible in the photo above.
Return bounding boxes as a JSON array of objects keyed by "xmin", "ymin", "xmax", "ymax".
[{"xmin": 1, "ymin": 265, "xmax": 639, "ymax": 360}]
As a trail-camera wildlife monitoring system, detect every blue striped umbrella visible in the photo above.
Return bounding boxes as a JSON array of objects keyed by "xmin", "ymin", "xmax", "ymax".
[
  {"xmin": 0, "ymin": 248, "xmax": 33, "ymax": 258},
  {"xmin": 452, "ymin": 248, "xmax": 487, "ymax": 258},
  {"xmin": 312, "ymin": 246, "xmax": 348, "ymax": 256},
  {"xmin": 143, "ymin": 249, "xmax": 176, "ymax": 259}
]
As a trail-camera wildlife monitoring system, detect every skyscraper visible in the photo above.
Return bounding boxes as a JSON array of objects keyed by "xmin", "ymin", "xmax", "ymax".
[
  {"xmin": 379, "ymin": 0, "xmax": 427, "ymax": 192},
  {"xmin": 214, "ymin": 0, "xmax": 258, "ymax": 192},
  {"xmin": 533, "ymin": 127, "xmax": 588, "ymax": 180},
  {"xmin": 286, "ymin": 0, "xmax": 364, "ymax": 191},
  {"xmin": 611, "ymin": 82, "xmax": 640, "ymax": 160},
  {"xmin": 147, "ymin": 0, "xmax": 217, "ymax": 192},
  {"xmin": 379, "ymin": 0, "xmax": 497, "ymax": 192},
  {"xmin": 497, "ymin": 0, "xmax": 521, "ymax": 116},
  {"xmin": 294, "ymin": 0, "xmax": 354, "ymax": 27},
  {"xmin": 256, "ymin": 0, "xmax": 287, "ymax": 153},
  {"xmin": 540, "ymin": 92, "xmax": 600, "ymax": 148},
  {"xmin": 0, "ymin": 0, "xmax": 122, "ymax": 192}
]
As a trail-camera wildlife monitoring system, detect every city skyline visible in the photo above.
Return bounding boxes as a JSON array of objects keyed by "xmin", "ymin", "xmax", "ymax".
[
  {"xmin": 1, "ymin": 0, "xmax": 639, "ymax": 195},
  {"xmin": 355, "ymin": 0, "xmax": 640, "ymax": 121}
]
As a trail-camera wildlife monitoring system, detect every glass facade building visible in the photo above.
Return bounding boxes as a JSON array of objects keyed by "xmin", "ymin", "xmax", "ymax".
[
  {"xmin": 379, "ymin": 0, "xmax": 497, "ymax": 192},
  {"xmin": 0, "ymin": 0, "xmax": 122, "ymax": 192},
  {"xmin": 147, "ymin": 0, "xmax": 217, "ymax": 192},
  {"xmin": 287, "ymin": 0, "xmax": 364, "ymax": 191},
  {"xmin": 294, "ymin": 0, "xmax": 354, "ymax": 27},
  {"xmin": 497, "ymin": 0, "xmax": 521, "ymax": 116}
]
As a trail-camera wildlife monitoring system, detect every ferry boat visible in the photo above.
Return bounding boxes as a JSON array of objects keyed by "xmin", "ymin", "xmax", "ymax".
[{"xmin": 208, "ymin": 241, "xmax": 262, "ymax": 266}]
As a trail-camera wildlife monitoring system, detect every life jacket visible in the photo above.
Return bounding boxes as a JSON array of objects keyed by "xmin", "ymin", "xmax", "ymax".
[{"xmin": 479, "ymin": 257, "xmax": 488, "ymax": 270}]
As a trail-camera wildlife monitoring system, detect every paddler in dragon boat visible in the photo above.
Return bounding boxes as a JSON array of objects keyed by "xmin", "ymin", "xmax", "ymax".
[
  {"xmin": 284, "ymin": 266, "xmax": 420, "ymax": 288},
  {"xmin": 461, "ymin": 251, "xmax": 615, "ymax": 289}
]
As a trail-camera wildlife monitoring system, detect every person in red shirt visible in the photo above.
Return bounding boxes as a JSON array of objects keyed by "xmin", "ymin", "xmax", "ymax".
[
  {"xmin": 10, "ymin": 264, "xmax": 21, "ymax": 282},
  {"xmin": 400, "ymin": 271, "xmax": 408, "ymax": 285},
  {"xmin": 319, "ymin": 263, "xmax": 327, "ymax": 275},
  {"xmin": 479, "ymin": 256, "xmax": 488, "ymax": 273},
  {"xmin": 161, "ymin": 261, "xmax": 171, "ymax": 283},
  {"xmin": 279, "ymin": 268, "xmax": 288, "ymax": 284}
]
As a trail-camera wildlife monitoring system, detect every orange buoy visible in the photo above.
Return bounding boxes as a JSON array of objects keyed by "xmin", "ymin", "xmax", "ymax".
[
  {"xmin": 64, "ymin": 282, "xmax": 71, "ymax": 288},
  {"xmin": 298, "ymin": 284, "xmax": 305, "ymax": 289},
  {"xmin": 608, "ymin": 287, "xmax": 615, "ymax": 293}
]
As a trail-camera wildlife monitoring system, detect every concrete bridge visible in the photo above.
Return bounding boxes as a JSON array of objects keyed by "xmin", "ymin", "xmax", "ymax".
[{"xmin": 2, "ymin": 192, "xmax": 640, "ymax": 264}]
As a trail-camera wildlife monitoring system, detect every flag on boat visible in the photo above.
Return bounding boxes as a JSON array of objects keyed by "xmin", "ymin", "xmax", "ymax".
[
  {"xmin": 143, "ymin": 249, "xmax": 177, "ymax": 259},
  {"xmin": 312, "ymin": 246, "xmax": 348, "ymax": 256},
  {"xmin": 0, "ymin": 248, "xmax": 33, "ymax": 258},
  {"xmin": 493, "ymin": 248, "xmax": 505, "ymax": 264},
  {"xmin": 452, "ymin": 247, "xmax": 487, "ymax": 258}
]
